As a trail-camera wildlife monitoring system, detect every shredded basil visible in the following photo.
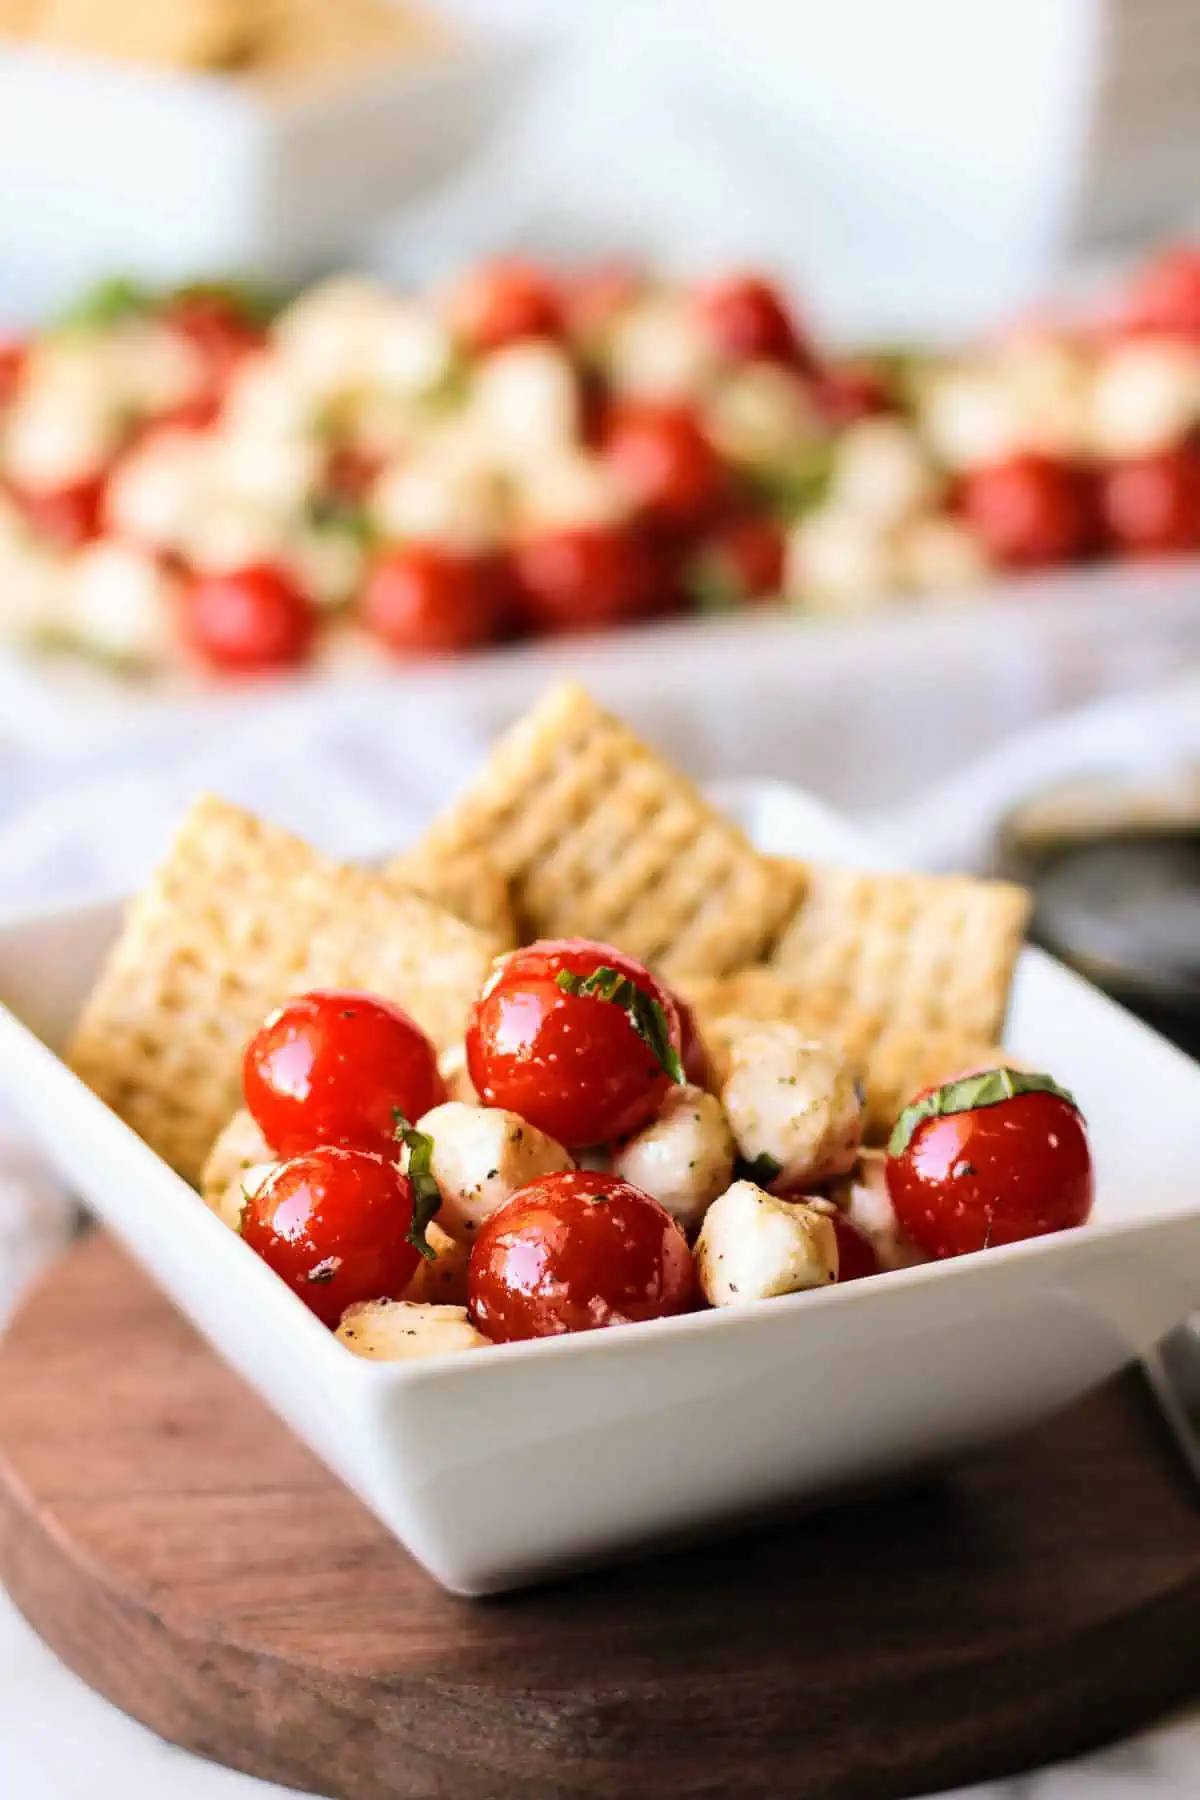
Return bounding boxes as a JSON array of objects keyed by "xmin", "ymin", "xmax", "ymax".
[
  {"xmin": 554, "ymin": 966, "xmax": 684, "ymax": 1084},
  {"xmin": 743, "ymin": 1152, "xmax": 783, "ymax": 1187},
  {"xmin": 392, "ymin": 1111, "xmax": 441, "ymax": 1260},
  {"xmin": 888, "ymin": 1067, "xmax": 1082, "ymax": 1158}
]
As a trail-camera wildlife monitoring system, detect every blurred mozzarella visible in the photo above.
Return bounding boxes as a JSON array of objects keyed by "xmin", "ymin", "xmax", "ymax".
[
  {"xmin": 0, "ymin": 504, "xmax": 64, "ymax": 635},
  {"xmin": 210, "ymin": 426, "xmax": 321, "ymax": 514},
  {"xmin": 221, "ymin": 354, "xmax": 315, "ymax": 444},
  {"xmin": 510, "ymin": 448, "xmax": 628, "ymax": 532},
  {"xmin": 919, "ymin": 363, "xmax": 1024, "ymax": 470},
  {"xmin": 994, "ymin": 334, "xmax": 1093, "ymax": 458},
  {"xmin": 370, "ymin": 440, "xmax": 509, "ymax": 550},
  {"xmin": 112, "ymin": 320, "xmax": 207, "ymax": 416},
  {"xmin": 829, "ymin": 417, "xmax": 942, "ymax": 528},
  {"xmin": 284, "ymin": 522, "xmax": 366, "ymax": 610},
  {"xmin": 403, "ymin": 1222, "xmax": 472, "ymax": 1307},
  {"xmin": 336, "ymin": 1299, "xmax": 490, "ymax": 1360},
  {"xmin": 829, "ymin": 1150, "xmax": 927, "ymax": 1273},
  {"xmin": 60, "ymin": 540, "xmax": 177, "ymax": 665},
  {"xmin": 606, "ymin": 291, "xmax": 718, "ymax": 401},
  {"xmin": 785, "ymin": 506, "xmax": 898, "ymax": 613},
  {"xmin": 1088, "ymin": 338, "xmax": 1200, "ymax": 458},
  {"xmin": 704, "ymin": 360, "xmax": 820, "ymax": 466},
  {"xmin": 370, "ymin": 299, "xmax": 457, "ymax": 396},
  {"xmin": 416, "ymin": 1101, "xmax": 574, "ymax": 1243},
  {"xmin": 894, "ymin": 514, "xmax": 991, "ymax": 599},
  {"xmin": 105, "ymin": 428, "xmax": 211, "ymax": 551},
  {"xmin": 694, "ymin": 1181, "xmax": 838, "ymax": 1307},
  {"xmin": 2, "ymin": 339, "xmax": 124, "ymax": 487},
  {"xmin": 720, "ymin": 1026, "xmax": 863, "ymax": 1191},
  {"xmin": 612, "ymin": 1085, "xmax": 736, "ymax": 1236},
  {"xmin": 180, "ymin": 496, "xmax": 288, "ymax": 574},
  {"xmin": 466, "ymin": 342, "xmax": 579, "ymax": 469},
  {"xmin": 275, "ymin": 279, "xmax": 455, "ymax": 404}
]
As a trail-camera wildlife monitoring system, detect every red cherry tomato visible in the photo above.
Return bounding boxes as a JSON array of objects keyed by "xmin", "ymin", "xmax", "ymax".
[
  {"xmin": 959, "ymin": 455, "xmax": 1096, "ymax": 570},
  {"xmin": 326, "ymin": 444, "xmax": 382, "ymax": 504},
  {"xmin": 686, "ymin": 512, "xmax": 786, "ymax": 608},
  {"xmin": 672, "ymin": 989, "xmax": 716, "ymax": 1091},
  {"xmin": 13, "ymin": 473, "xmax": 107, "ymax": 548},
  {"xmin": 178, "ymin": 563, "xmax": 317, "ymax": 673},
  {"xmin": 362, "ymin": 543, "xmax": 508, "ymax": 656},
  {"xmin": 242, "ymin": 1147, "xmax": 424, "ymax": 1328},
  {"xmin": 603, "ymin": 402, "xmax": 727, "ymax": 530},
  {"xmin": 1120, "ymin": 245, "xmax": 1200, "ymax": 342},
  {"xmin": 885, "ymin": 1072, "xmax": 1093, "ymax": 1261},
  {"xmin": 831, "ymin": 1212, "xmax": 882, "ymax": 1282},
  {"xmin": 467, "ymin": 1169, "xmax": 694, "ymax": 1342},
  {"xmin": 448, "ymin": 259, "xmax": 563, "ymax": 354},
  {"xmin": 814, "ymin": 358, "xmax": 893, "ymax": 427},
  {"xmin": 563, "ymin": 261, "xmax": 642, "ymax": 342},
  {"xmin": 696, "ymin": 273, "xmax": 811, "ymax": 368},
  {"xmin": 467, "ymin": 939, "xmax": 682, "ymax": 1149},
  {"xmin": 0, "ymin": 335, "xmax": 27, "ymax": 406},
  {"xmin": 244, "ymin": 989, "xmax": 446, "ymax": 1159},
  {"xmin": 1099, "ymin": 447, "xmax": 1200, "ymax": 557},
  {"xmin": 509, "ymin": 523, "xmax": 658, "ymax": 635},
  {"xmin": 167, "ymin": 291, "xmax": 265, "ymax": 390}
]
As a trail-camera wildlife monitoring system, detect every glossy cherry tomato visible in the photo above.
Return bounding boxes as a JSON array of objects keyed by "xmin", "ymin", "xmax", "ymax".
[
  {"xmin": 242, "ymin": 1147, "xmax": 425, "ymax": 1327},
  {"xmin": 959, "ymin": 455, "xmax": 1096, "ymax": 570},
  {"xmin": 831, "ymin": 1211, "xmax": 882, "ymax": 1282},
  {"xmin": 603, "ymin": 402, "xmax": 728, "ymax": 530},
  {"xmin": 562, "ymin": 261, "xmax": 642, "ymax": 342},
  {"xmin": 686, "ymin": 512, "xmax": 786, "ymax": 608},
  {"xmin": 1120, "ymin": 245, "xmax": 1200, "ymax": 342},
  {"xmin": 13, "ymin": 473, "xmax": 107, "ymax": 548},
  {"xmin": 167, "ymin": 291, "xmax": 265, "ymax": 389},
  {"xmin": 178, "ymin": 563, "xmax": 317, "ymax": 672},
  {"xmin": 885, "ymin": 1071, "xmax": 1093, "ymax": 1261},
  {"xmin": 814, "ymin": 358, "xmax": 893, "ymax": 427},
  {"xmin": 467, "ymin": 1169, "xmax": 694, "ymax": 1342},
  {"xmin": 448, "ymin": 258, "xmax": 563, "ymax": 353},
  {"xmin": 467, "ymin": 939, "xmax": 683, "ymax": 1149},
  {"xmin": 1098, "ymin": 448, "xmax": 1200, "ymax": 557},
  {"xmin": 244, "ymin": 989, "xmax": 446, "ymax": 1158},
  {"xmin": 0, "ymin": 335, "xmax": 26, "ymax": 406},
  {"xmin": 362, "ymin": 543, "xmax": 509, "ymax": 656},
  {"xmin": 672, "ymin": 988, "xmax": 716, "ymax": 1091},
  {"xmin": 509, "ymin": 523, "xmax": 658, "ymax": 634},
  {"xmin": 696, "ymin": 273, "xmax": 811, "ymax": 368}
]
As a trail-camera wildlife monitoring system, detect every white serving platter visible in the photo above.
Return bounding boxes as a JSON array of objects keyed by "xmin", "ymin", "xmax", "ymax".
[{"xmin": 0, "ymin": 780, "xmax": 1197, "ymax": 1595}]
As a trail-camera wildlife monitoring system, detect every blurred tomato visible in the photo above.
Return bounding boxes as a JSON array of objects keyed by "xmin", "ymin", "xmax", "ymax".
[
  {"xmin": 603, "ymin": 402, "xmax": 728, "ymax": 530},
  {"xmin": 362, "ymin": 543, "xmax": 509, "ymax": 655},
  {"xmin": 12, "ymin": 473, "xmax": 107, "ymax": 548},
  {"xmin": 686, "ymin": 512, "xmax": 785, "ymax": 609},
  {"xmin": 448, "ymin": 259, "xmax": 563, "ymax": 353},
  {"xmin": 696, "ymin": 273, "xmax": 812, "ymax": 369},
  {"xmin": 1120, "ymin": 245, "xmax": 1200, "ymax": 342},
  {"xmin": 509, "ymin": 523, "xmax": 659, "ymax": 634},
  {"xmin": 1099, "ymin": 447, "xmax": 1200, "ymax": 556},
  {"xmin": 959, "ymin": 454, "xmax": 1096, "ymax": 570},
  {"xmin": 179, "ymin": 564, "xmax": 317, "ymax": 672}
]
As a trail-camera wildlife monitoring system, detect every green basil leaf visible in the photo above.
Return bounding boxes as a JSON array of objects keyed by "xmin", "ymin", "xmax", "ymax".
[
  {"xmin": 393, "ymin": 1110, "xmax": 441, "ymax": 1260},
  {"xmin": 887, "ymin": 1067, "xmax": 1082, "ymax": 1159}
]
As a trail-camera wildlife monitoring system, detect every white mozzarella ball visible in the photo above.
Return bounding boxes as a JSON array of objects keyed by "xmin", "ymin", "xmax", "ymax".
[
  {"xmin": 221, "ymin": 353, "xmax": 315, "ymax": 444},
  {"xmin": 369, "ymin": 299, "xmax": 457, "ymax": 397},
  {"xmin": 105, "ymin": 428, "xmax": 211, "ymax": 551},
  {"xmin": 830, "ymin": 1150, "xmax": 927, "ymax": 1272},
  {"xmin": 612, "ymin": 1085, "xmax": 736, "ymax": 1236},
  {"xmin": 180, "ymin": 496, "xmax": 289, "ymax": 574},
  {"xmin": 113, "ymin": 320, "xmax": 206, "ymax": 416},
  {"xmin": 702, "ymin": 360, "xmax": 819, "ymax": 467},
  {"xmin": 437, "ymin": 1042, "xmax": 479, "ymax": 1106},
  {"xmin": 466, "ymin": 342, "xmax": 579, "ymax": 468},
  {"xmin": 210, "ymin": 426, "xmax": 321, "ymax": 514},
  {"xmin": 370, "ymin": 446, "xmax": 508, "ymax": 551},
  {"xmin": 273, "ymin": 276, "xmax": 393, "ymax": 398},
  {"xmin": 416, "ymin": 1101, "xmax": 574, "ymax": 1242},
  {"xmin": 919, "ymin": 363, "xmax": 1024, "ymax": 470},
  {"xmin": 720, "ymin": 1027, "xmax": 864, "ymax": 1191},
  {"xmin": 694, "ymin": 1181, "xmax": 838, "ymax": 1307},
  {"xmin": 510, "ymin": 449, "xmax": 629, "ymax": 532},
  {"xmin": 211, "ymin": 1160, "xmax": 277, "ymax": 1234},
  {"xmin": 606, "ymin": 292, "xmax": 718, "ymax": 401},
  {"xmin": 784, "ymin": 507, "xmax": 898, "ymax": 613},
  {"xmin": 0, "ymin": 519, "xmax": 64, "ymax": 636},
  {"xmin": 403, "ymin": 1222, "xmax": 472, "ymax": 1307},
  {"xmin": 894, "ymin": 514, "xmax": 991, "ymax": 599},
  {"xmin": 60, "ymin": 540, "xmax": 177, "ymax": 665},
  {"xmin": 284, "ymin": 523, "xmax": 365, "ymax": 610},
  {"xmin": 337, "ymin": 1299, "xmax": 490, "ymax": 1360},
  {"xmin": 829, "ymin": 417, "xmax": 942, "ymax": 529},
  {"xmin": 2, "ymin": 343, "xmax": 124, "ymax": 488},
  {"xmin": 1088, "ymin": 338, "xmax": 1200, "ymax": 458},
  {"xmin": 994, "ymin": 334, "xmax": 1093, "ymax": 458}
]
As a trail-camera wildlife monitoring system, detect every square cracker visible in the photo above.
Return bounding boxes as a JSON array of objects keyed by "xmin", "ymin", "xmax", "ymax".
[
  {"xmin": 767, "ymin": 861, "xmax": 1029, "ymax": 1049},
  {"xmin": 679, "ymin": 966, "xmax": 1005, "ymax": 1142},
  {"xmin": 414, "ymin": 682, "xmax": 799, "ymax": 977},
  {"xmin": 387, "ymin": 844, "xmax": 516, "ymax": 946},
  {"xmin": 67, "ymin": 796, "xmax": 500, "ymax": 1184}
]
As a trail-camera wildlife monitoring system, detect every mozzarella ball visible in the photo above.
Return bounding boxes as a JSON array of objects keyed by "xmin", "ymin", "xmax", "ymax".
[
  {"xmin": 436, "ymin": 1042, "xmax": 479, "ymax": 1106},
  {"xmin": 105, "ymin": 428, "xmax": 211, "ymax": 551},
  {"xmin": 994, "ymin": 334, "xmax": 1093, "ymax": 458},
  {"xmin": 2, "ymin": 341, "xmax": 124, "ymax": 487},
  {"xmin": 829, "ymin": 1149, "xmax": 927, "ymax": 1272},
  {"xmin": 403, "ymin": 1222, "xmax": 472, "ymax": 1307},
  {"xmin": 201, "ymin": 1108, "xmax": 273, "ymax": 1214},
  {"xmin": 1088, "ymin": 338, "xmax": 1200, "ymax": 458},
  {"xmin": 606, "ymin": 291, "xmax": 718, "ymax": 401},
  {"xmin": 60, "ymin": 540, "xmax": 178, "ymax": 665},
  {"xmin": 785, "ymin": 507, "xmax": 898, "ymax": 613},
  {"xmin": 466, "ymin": 342, "xmax": 579, "ymax": 469},
  {"xmin": 895, "ymin": 514, "xmax": 991, "ymax": 599},
  {"xmin": 0, "ymin": 505, "xmax": 62, "ymax": 636},
  {"xmin": 273, "ymin": 276, "xmax": 391, "ymax": 399},
  {"xmin": 612, "ymin": 1084, "xmax": 736, "ymax": 1236},
  {"xmin": 695, "ymin": 1181, "xmax": 838, "ymax": 1306},
  {"xmin": 284, "ymin": 522, "xmax": 366, "ymax": 610},
  {"xmin": 179, "ymin": 495, "xmax": 289, "ymax": 574},
  {"xmin": 369, "ymin": 299, "xmax": 457, "ymax": 397},
  {"xmin": 703, "ymin": 360, "xmax": 820, "ymax": 466},
  {"xmin": 113, "ymin": 320, "xmax": 207, "ymax": 416},
  {"xmin": 829, "ymin": 417, "xmax": 942, "ymax": 528},
  {"xmin": 510, "ymin": 448, "xmax": 629, "ymax": 532},
  {"xmin": 416, "ymin": 1101, "xmax": 574, "ymax": 1242},
  {"xmin": 336, "ymin": 1299, "xmax": 490, "ymax": 1360},
  {"xmin": 370, "ymin": 445, "xmax": 508, "ymax": 551},
  {"xmin": 720, "ymin": 1027, "xmax": 864, "ymax": 1191},
  {"xmin": 221, "ymin": 353, "xmax": 315, "ymax": 444},
  {"xmin": 918, "ymin": 363, "xmax": 1024, "ymax": 470},
  {"xmin": 210, "ymin": 426, "xmax": 321, "ymax": 514}
]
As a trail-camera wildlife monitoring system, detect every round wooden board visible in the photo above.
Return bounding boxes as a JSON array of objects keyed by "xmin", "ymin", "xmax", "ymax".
[{"xmin": 2, "ymin": 1237, "xmax": 1200, "ymax": 1800}]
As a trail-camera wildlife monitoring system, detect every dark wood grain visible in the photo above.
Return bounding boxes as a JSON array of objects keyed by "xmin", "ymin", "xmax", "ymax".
[{"xmin": 1, "ymin": 1236, "xmax": 1200, "ymax": 1800}]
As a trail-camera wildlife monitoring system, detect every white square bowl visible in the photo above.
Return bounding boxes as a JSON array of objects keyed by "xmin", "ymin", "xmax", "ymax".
[{"xmin": 0, "ymin": 780, "xmax": 1198, "ymax": 1596}]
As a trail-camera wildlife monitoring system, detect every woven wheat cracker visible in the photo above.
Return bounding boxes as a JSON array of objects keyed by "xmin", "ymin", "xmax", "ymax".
[
  {"xmin": 768, "ymin": 861, "xmax": 1028, "ymax": 1048},
  {"xmin": 67, "ymin": 797, "xmax": 499, "ymax": 1184},
  {"xmin": 388, "ymin": 845, "xmax": 516, "ymax": 945},
  {"xmin": 415, "ymin": 682, "xmax": 798, "ymax": 976},
  {"xmin": 680, "ymin": 967, "xmax": 1004, "ymax": 1141}
]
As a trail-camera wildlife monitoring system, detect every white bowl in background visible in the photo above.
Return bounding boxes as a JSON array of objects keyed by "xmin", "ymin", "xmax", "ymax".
[
  {"xmin": 0, "ymin": 32, "xmax": 541, "ymax": 323},
  {"xmin": 0, "ymin": 780, "xmax": 1197, "ymax": 1595}
]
